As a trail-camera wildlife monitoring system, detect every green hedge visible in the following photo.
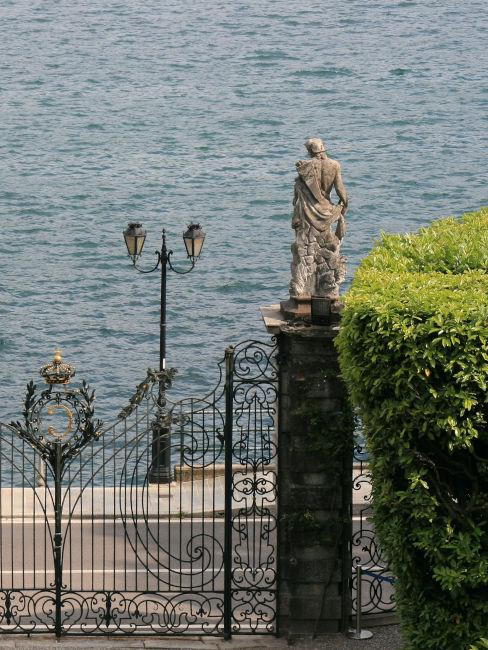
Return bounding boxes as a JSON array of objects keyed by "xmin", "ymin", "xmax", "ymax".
[{"xmin": 336, "ymin": 208, "xmax": 488, "ymax": 650}]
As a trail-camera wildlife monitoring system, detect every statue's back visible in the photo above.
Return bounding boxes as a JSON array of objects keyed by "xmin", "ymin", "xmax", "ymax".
[{"xmin": 319, "ymin": 157, "xmax": 341, "ymax": 199}]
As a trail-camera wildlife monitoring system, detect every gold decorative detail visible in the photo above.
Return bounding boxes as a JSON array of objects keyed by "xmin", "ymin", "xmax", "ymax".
[
  {"xmin": 40, "ymin": 350, "xmax": 75, "ymax": 385},
  {"xmin": 46, "ymin": 404, "xmax": 73, "ymax": 439}
]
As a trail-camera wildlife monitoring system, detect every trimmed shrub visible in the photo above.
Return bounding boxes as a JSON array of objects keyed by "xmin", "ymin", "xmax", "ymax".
[{"xmin": 336, "ymin": 208, "xmax": 488, "ymax": 650}]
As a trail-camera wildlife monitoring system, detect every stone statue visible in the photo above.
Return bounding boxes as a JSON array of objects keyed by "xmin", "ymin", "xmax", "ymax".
[{"xmin": 288, "ymin": 138, "xmax": 348, "ymax": 305}]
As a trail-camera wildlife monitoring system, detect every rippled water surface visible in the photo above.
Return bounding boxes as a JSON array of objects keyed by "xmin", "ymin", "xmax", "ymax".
[{"xmin": 1, "ymin": 0, "xmax": 487, "ymax": 422}]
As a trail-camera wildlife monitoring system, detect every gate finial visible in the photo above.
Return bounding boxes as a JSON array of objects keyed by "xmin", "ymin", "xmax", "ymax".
[{"xmin": 40, "ymin": 349, "xmax": 76, "ymax": 385}]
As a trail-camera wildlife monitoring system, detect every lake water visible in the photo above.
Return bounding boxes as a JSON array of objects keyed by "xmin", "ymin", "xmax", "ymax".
[{"xmin": 0, "ymin": 0, "xmax": 487, "ymax": 425}]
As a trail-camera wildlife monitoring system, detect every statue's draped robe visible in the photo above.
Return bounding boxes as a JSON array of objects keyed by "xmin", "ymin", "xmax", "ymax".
[{"xmin": 290, "ymin": 158, "xmax": 346, "ymax": 298}]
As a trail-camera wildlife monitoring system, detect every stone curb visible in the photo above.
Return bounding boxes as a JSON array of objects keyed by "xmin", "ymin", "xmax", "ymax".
[
  {"xmin": 0, "ymin": 627, "xmax": 404, "ymax": 650},
  {"xmin": 0, "ymin": 637, "xmax": 284, "ymax": 650}
]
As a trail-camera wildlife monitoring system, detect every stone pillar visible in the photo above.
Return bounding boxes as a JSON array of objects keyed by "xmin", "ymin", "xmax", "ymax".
[{"xmin": 262, "ymin": 305, "xmax": 354, "ymax": 639}]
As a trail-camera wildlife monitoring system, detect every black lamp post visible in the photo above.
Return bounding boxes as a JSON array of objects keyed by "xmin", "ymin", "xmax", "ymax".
[{"xmin": 123, "ymin": 222, "xmax": 205, "ymax": 483}]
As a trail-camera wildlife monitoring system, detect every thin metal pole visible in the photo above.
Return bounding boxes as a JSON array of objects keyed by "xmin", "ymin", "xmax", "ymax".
[
  {"xmin": 54, "ymin": 443, "xmax": 63, "ymax": 638},
  {"xmin": 347, "ymin": 565, "xmax": 373, "ymax": 640},
  {"xmin": 149, "ymin": 229, "xmax": 171, "ymax": 483},
  {"xmin": 223, "ymin": 346, "xmax": 234, "ymax": 640},
  {"xmin": 160, "ymin": 229, "xmax": 167, "ymax": 372}
]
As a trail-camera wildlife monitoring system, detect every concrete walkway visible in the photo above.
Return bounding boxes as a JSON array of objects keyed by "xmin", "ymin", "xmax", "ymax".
[
  {"xmin": 0, "ymin": 470, "xmax": 274, "ymax": 519},
  {"xmin": 1, "ymin": 465, "xmax": 372, "ymax": 519},
  {"xmin": 0, "ymin": 626, "xmax": 404, "ymax": 649}
]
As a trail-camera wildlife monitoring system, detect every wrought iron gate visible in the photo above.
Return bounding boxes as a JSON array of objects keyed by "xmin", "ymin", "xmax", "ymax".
[{"xmin": 0, "ymin": 339, "xmax": 277, "ymax": 637}]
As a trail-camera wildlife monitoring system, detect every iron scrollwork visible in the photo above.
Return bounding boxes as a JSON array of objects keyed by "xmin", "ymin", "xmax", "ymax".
[
  {"xmin": 352, "ymin": 430, "xmax": 396, "ymax": 617},
  {"xmin": 229, "ymin": 339, "xmax": 278, "ymax": 634}
]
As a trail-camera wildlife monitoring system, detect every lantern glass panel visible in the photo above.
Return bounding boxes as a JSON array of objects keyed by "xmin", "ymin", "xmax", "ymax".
[
  {"xmin": 124, "ymin": 223, "xmax": 146, "ymax": 259},
  {"xmin": 183, "ymin": 224, "xmax": 205, "ymax": 260}
]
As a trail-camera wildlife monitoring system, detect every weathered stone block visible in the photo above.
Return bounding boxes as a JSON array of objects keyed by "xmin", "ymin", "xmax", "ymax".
[
  {"xmin": 288, "ymin": 486, "xmax": 341, "ymax": 510},
  {"xmin": 288, "ymin": 594, "xmax": 343, "ymax": 620},
  {"xmin": 292, "ymin": 545, "xmax": 336, "ymax": 562},
  {"xmin": 286, "ymin": 558, "xmax": 341, "ymax": 583},
  {"xmin": 302, "ymin": 471, "xmax": 329, "ymax": 486},
  {"xmin": 294, "ymin": 582, "xmax": 340, "ymax": 599},
  {"xmin": 281, "ymin": 449, "xmax": 319, "ymax": 471},
  {"xmin": 284, "ymin": 618, "xmax": 341, "ymax": 636}
]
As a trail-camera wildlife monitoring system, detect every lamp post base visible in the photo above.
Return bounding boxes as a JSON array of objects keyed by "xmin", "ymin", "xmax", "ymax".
[
  {"xmin": 149, "ymin": 421, "xmax": 172, "ymax": 484},
  {"xmin": 148, "ymin": 465, "xmax": 172, "ymax": 484}
]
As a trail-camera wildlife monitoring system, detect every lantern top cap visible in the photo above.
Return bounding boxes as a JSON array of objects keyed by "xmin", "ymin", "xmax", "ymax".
[
  {"xmin": 184, "ymin": 223, "xmax": 204, "ymax": 234},
  {"xmin": 125, "ymin": 222, "xmax": 145, "ymax": 232},
  {"xmin": 40, "ymin": 349, "xmax": 76, "ymax": 385}
]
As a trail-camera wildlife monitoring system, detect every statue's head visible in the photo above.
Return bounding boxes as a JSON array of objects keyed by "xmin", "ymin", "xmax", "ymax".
[{"xmin": 305, "ymin": 138, "xmax": 326, "ymax": 157}]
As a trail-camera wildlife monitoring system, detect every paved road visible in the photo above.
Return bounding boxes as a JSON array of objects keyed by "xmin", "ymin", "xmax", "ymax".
[
  {"xmin": 0, "ymin": 515, "xmax": 393, "ymax": 612},
  {"xmin": 1, "ymin": 519, "xmax": 236, "ymax": 591},
  {"xmin": 0, "ymin": 519, "xmax": 272, "ymax": 633}
]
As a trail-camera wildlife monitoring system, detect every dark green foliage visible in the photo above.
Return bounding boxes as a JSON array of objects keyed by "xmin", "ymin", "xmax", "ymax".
[
  {"xmin": 283, "ymin": 510, "xmax": 332, "ymax": 546},
  {"xmin": 292, "ymin": 400, "xmax": 355, "ymax": 470},
  {"xmin": 336, "ymin": 208, "xmax": 488, "ymax": 649}
]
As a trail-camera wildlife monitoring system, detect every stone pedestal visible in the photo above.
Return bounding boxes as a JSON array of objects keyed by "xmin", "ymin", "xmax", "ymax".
[
  {"xmin": 280, "ymin": 295, "xmax": 344, "ymax": 325},
  {"xmin": 262, "ymin": 305, "xmax": 353, "ymax": 638},
  {"xmin": 280, "ymin": 295, "xmax": 313, "ymax": 319}
]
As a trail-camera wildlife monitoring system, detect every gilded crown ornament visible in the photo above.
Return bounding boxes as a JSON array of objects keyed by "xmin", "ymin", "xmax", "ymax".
[
  {"xmin": 40, "ymin": 349, "xmax": 76, "ymax": 385},
  {"xmin": 11, "ymin": 351, "xmax": 102, "ymax": 468}
]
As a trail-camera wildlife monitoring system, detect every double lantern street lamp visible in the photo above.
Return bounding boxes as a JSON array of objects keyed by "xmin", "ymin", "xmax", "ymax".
[{"xmin": 123, "ymin": 222, "xmax": 206, "ymax": 483}]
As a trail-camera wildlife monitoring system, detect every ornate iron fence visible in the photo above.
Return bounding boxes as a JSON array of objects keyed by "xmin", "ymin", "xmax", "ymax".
[
  {"xmin": 0, "ymin": 339, "xmax": 277, "ymax": 638},
  {"xmin": 227, "ymin": 340, "xmax": 277, "ymax": 634},
  {"xmin": 351, "ymin": 429, "xmax": 396, "ymax": 620}
]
